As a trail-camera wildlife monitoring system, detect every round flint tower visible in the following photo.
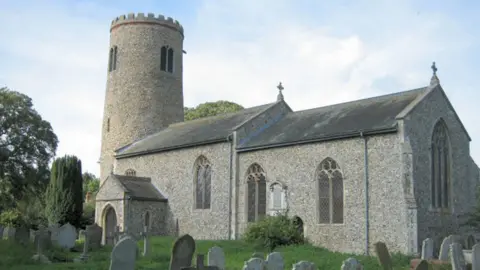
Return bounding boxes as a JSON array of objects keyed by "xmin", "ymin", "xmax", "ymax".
[{"xmin": 100, "ymin": 13, "xmax": 185, "ymax": 182}]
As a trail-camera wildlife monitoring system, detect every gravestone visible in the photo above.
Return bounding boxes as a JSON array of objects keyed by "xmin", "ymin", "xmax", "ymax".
[
  {"xmin": 109, "ymin": 235, "xmax": 138, "ymax": 270},
  {"xmin": 414, "ymin": 260, "xmax": 429, "ymax": 270},
  {"xmin": 74, "ymin": 230, "xmax": 89, "ymax": 262},
  {"xmin": 140, "ymin": 226, "xmax": 150, "ymax": 257},
  {"xmin": 439, "ymin": 236, "xmax": 454, "ymax": 261},
  {"xmin": 86, "ymin": 223, "xmax": 102, "ymax": 249},
  {"xmin": 472, "ymin": 244, "xmax": 480, "ymax": 270},
  {"xmin": 56, "ymin": 223, "xmax": 77, "ymax": 249},
  {"xmin": 48, "ymin": 223, "xmax": 61, "ymax": 244},
  {"xmin": 374, "ymin": 241, "xmax": 393, "ymax": 270},
  {"xmin": 292, "ymin": 261, "xmax": 316, "ymax": 270},
  {"xmin": 266, "ymin": 252, "xmax": 283, "ymax": 270},
  {"xmin": 169, "ymin": 234, "xmax": 196, "ymax": 270},
  {"xmin": 207, "ymin": 246, "xmax": 225, "ymax": 270},
  {"xmin": 450, "ymin": 242, "xmax": 466, "ymax": 270},
  {"xmin": 31, "ymin": 226, "xmax": 52, "ymax": 264},
  {"xmin": 242, "ymin": 257, "xmax": 265, "ymax": 270},
  {"xmin": 341, "ymin": 257, "xmax": 363, "ymax": 270},
  {"xmin": 421, "ymin": 238, "xmax": 434, "ymax": 260},
  {"xmin": 2, "ymin": 227, "xmax": 15, "ymax": 240},
  {"xmin": 467, "ymin": 235, "xmax": 476, "ymax": 249}
]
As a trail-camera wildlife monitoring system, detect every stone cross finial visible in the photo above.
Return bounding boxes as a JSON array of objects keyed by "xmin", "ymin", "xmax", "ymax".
[
  {"xmin": 430, "ymin": 61, "xmax": 440, "ymax": 87},
  {"xmin": 277, "ymin": 82, "xmax": 284, "ymax": 101}
]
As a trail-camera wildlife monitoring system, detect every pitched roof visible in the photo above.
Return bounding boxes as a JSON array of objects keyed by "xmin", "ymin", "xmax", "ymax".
[
  {"xmin": 237, "ymin": 87, "xmax": 427, "ymax": 151},
  {"xmin": 116, "ymin": 103, "xmax": 275, "ymax": 158},
  {"xmin": 112, "ymin": 174, "xmax": 167, "ymax": 202}
]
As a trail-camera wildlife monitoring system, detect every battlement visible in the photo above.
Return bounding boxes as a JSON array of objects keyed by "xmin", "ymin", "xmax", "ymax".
[{"xmin": 110, "ymin": 13, "xmax": 183, "ymax": 34}]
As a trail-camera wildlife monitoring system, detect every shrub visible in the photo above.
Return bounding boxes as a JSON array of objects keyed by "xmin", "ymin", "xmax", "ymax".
[
  {"xmin": 0, "ymin": 208, "xmax": 23, "ymax": 227},
  {"xmin": 243, "ymin": 214, "xmax": 304, "ymax": 251},
  {"xmin": 79, "ymin": 202, "xmax": 96, "ymax": 229}
]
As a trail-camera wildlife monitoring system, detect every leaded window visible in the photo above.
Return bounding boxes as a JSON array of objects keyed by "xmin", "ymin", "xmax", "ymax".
[
  {"xmin": 194, "ymin": 155, "xmax": 211, "ymax": 209},
  {"xmin": 160, "ymin": 45, "xmax": 174, "ymax": 73},
  {"xmin": 246, "ymin": 163, "xmax": 267, "ymax": 222},
  {"xmin": 431, "ymin": 119, "xmax": 451, "ymax": 209},
  {"xmin": 316, "ymin": 157, "xmax": 344, "ymax": 224}
]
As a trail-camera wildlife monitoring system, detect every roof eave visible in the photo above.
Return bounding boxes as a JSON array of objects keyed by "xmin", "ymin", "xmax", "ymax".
[
  {"xmin": 115, "ymin": 138, "xmax": 228, "ymax": 159},
  {"xmin": 127, "ymin": 195, "xmax": 168, "ymax": 202},
  {"xmin": 236, "ymin": 126, "xmax": 398, "ymax": 153}
]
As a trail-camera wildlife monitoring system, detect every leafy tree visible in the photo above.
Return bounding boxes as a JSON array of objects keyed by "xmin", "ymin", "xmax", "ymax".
[
  {"xmin": 45, "ymin": 155, "xmax": 83, "ymax": 227},
  {"xmin": 82, "ymin": 172, "xmax": 100, "ymax": 198},
  {"xmin": 184, "ymin": 100, "xmax": 244, "ymax": 121},
  {"xmin": 0, "ymin": 87, "xmax": 58, "ymax": 209}
]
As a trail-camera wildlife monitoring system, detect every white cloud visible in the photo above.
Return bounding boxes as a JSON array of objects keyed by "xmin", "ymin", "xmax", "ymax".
[{"xmin": 0, "ymin": 0, "xmax": 479, "ymax": 177}]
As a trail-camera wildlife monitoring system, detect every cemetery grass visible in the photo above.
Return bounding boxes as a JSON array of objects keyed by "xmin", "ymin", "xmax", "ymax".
[{"xmin": 1, "ymin": 236, "xmax": 417, "ymax": 270}]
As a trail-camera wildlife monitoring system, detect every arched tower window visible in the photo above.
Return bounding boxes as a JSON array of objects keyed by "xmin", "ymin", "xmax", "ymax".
[
  {"xmin": 160, "ymin": 45, "xmax": 174, "ymax": 73},
  {"xmin": 144, "ymin": 211, "xmax": 150, "ymax": 229},
  {"xmin": 125, "ymin": 169, "xmax": 136, "ymax": 177},
  {"xmin": 108, "ymin": 46, "xmax": 118, "ymax": 72},
  {"xmin": 316, "ymin": 157, "xmax": 344, "ymax": 224},
  {"xmin": 431, "ymin": 119, "xmax": 451, "ymax": 209},
  {"xmin": 194, "ymin": 155, "xmax": 211, "ymax": 209},
  {"xmin": 246, "ymin": 163, "xmax": 267, "ymax": 222},
  {"xmin": 106, "ymin": 117, "xmax": 110, "ymax": 132}
]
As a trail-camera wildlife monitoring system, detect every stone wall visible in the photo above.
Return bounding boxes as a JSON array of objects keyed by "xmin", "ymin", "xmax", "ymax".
[
  {"xmin": 95, "ymin": 175, "xmax": 126, "ymax": 232},
  {"xmin": 402, "ymin": 86, "xmax": 479, "ymax": 250},
  {"xmin": 236, "ymin": 133, "xmax": 408, "ymax": 255},
  {"xmin": 124, "ymin": 200, "xmax": 168, "ymax": 238},
  {"xmin": 114, "ymin": 142, "xmax": 232, "ymax": 240}
]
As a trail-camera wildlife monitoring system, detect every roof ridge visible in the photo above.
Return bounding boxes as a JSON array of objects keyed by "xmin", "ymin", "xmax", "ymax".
[{"xmin": 292, "ymin": 87, "xmax": 427, "ymax": 115}]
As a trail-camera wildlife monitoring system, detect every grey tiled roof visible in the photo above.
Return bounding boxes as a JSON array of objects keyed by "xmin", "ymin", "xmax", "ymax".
[
  {"xmin": 237, "ymin": 87, "xmax": 427, "ymax": 150},
  {"xmin": 113, "ymin": 174, "xmax": 167, "ymax": 202},
  {"xmin": 116, "ymin": 103, "xmax": 275, "ymax": 157}
]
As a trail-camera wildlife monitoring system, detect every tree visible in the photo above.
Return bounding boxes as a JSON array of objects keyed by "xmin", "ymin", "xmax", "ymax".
[
  {"xmin": 0, "ymin": 87, "xmax": 58, "ymax": 210},
  {"xmin": 45, "ymin": 155, "xmax": 83, "ymax": 227},
  {"xmin": 82, "ymin": 172, "xmax": 100, "ymax": 199},
  {"xmin": 184, "ymin": 100, "xmax": 244, "ymax": 121}
]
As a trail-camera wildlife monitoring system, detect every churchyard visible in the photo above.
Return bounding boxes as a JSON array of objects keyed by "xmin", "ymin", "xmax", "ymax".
[{"xmin": 2, "ymin": 221, "xmax": 480, "ymax": 270}]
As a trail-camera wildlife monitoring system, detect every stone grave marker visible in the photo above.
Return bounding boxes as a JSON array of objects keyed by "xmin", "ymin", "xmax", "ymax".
[
  {"xmin": 207, "ymin": 246, "xmax": 225, "ymax": 270},
  {"xmin": 439, "ymin": 236, "xmax": 454, "ymax": 261},
  {"xmin": 48, "ymin": 223, "xmax": 61, "ymax": 244},
  {"xmin": 421, "ymin": 238, "xmax": 434, "ymax": 260},
  {"xmin": 181, "ymin": 254, "xmax": 219, "ymax": 270},
  {"xmin": 467, "ymin": 235, "xmax": 476, "ymax": 249},
  {"xmin": 450, "ymin": 242, "xmax": 466, "ymax": 270},
  {"xmin": 472, "ymin": 243, "xmax": 480, "ymax": 270},
  {"xmin": 31, "ymin": 225, "xmax": 51, "ymax": 264},
  {"xmin": 109, "ymin": 235, "xmax": 138, "ymax": 270},
  {"xmin": 2, "ymin": 227, "xmax": 15, "ymax": 240},
  {"xmin": 242, "ymin": 257, "xmax": 265, "ymax": 270},
  {"xmin": 374, "ymin": 241, "xmax": 393, "ymax": 270},
  {"xmin": 266, "ymin": 252, "xmax": 283, "ymax": 270},
  {"xmin": 86, "ymin": 223, "xmax": 102, "ymax": 249},
  {"xmin": 140, "ymin": 225, "xmax": 150, "ymax": 257},
  {"xmin": 341, "ymin": 257, "xmax": 363, "ymax": 270},
  {"xmin": 169, "ymin": 234, "xmax": 196, "ymax": 270},
  {"xmin": 292, "ymin": 260, "xmax": 316, "ymax": 270},
  {"xmin": 414, "ymin": 260, "xmax": 429, "ymax": 270},
  {"xmin": 74, "ymin": 230, "xmax": 89, "ymax": 262},
  {"xmin": 56, "ymin": 222, "xmax": 77, "ymax": 249}
]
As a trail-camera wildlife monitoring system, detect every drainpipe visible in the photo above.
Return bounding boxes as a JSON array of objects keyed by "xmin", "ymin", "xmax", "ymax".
[
  {"xmin": 227, "ymin": 134, "xmax": 234, "ymax": 240},
  {"xmin": 360, "ymin": 132, "xmax": 370, "ymax": 256}
]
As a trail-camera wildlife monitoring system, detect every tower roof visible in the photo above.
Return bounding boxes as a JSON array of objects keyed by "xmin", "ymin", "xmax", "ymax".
[{"xmin": 110, "ymin": 13, "xmax": 184, "ymax": 35}]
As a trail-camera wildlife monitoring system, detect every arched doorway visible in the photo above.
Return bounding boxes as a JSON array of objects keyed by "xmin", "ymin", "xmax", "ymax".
[
  {"xmin": 293, "ymin": 216, "xmax": 304, "ymax": 240},
  {"xmin": 104, "ymin": 206, "xmax": 117, "ymax": 245}
]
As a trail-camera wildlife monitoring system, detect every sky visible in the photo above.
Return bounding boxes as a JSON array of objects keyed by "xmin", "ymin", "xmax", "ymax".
[{"xmin": 1, "ymin": 0, "xmax": 479, "ymax": 177}]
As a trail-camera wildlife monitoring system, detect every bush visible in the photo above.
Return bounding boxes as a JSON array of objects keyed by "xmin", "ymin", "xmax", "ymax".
[
  {"xmin": 0, "ymin": 209, "xmax": 23, "ymax": 227},
  {"xmin": 79, "ymin": 202, "xmax": 96, "ymax": 229},
  {"xmin": 243, "ymin": 214, "xmax": 304, "ymax": 251}
]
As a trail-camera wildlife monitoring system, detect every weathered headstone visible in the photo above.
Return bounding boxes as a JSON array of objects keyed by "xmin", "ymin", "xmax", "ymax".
[
  {"xmin": 292, "ymin": 261, "xmax": 316, "ymax": 270},
  {"xmin": 2, "ymin": 227, "xmax": 15, "ymax": 240},
  {"xmin": 181, "ymin": 254, "xmax": 219, "ymax": 270},
  {"xmin": 450, "ymin": 242, "xmax": 466, "ymax": 270},
  {"xmin": 266, "ymin": 252, "xmax": 283, "ymax": 270},
  {"xmin": 109, "ymin": 235, "xmax": 137, "ymax": 270},
  {"xmin": 74, "ymin": 230, "xmax": 89, "ymax": 262},
  {"xmin": 169, "ymin": 234, "xmax": 196, "ymax": 270},
  {"xmin": 31, "ymin": 225, "xmax": 52, "ymax": 264},
  {"xmin": 140, "ymin": 226, "xmax": 150, "ymax": 257},
  {"xmin": 86, "ymin": 223, "xmax": 102, "ymax": 249},
  {"xmin": 341, "ymin": 257, "xmax": 363, "ymax": 270},
  {"xmin": 439, "ymin": 236, "xmax": 454, "ymax": 261},
  {"xmin": 242, "ymin": 257, "xmax": 265, "ymax": 270},
  {"xmin": 421, "ymin": 238, "xmax": 434, "ymax": 260},
  {"xmin": 472, "ymin": 243, "xmax": 480, "ymax": 270},
  {"xmin": 56, "ymin": 223, "xmax": 77, "ymax": 249},
  {"xmin": 208, "ymin": 246, "xmax": 225, "ymax": 270},
  {"xmin": 413, "ymin": 260, "xmax": 429, "ymax": 270},
  {"xmin": 374, "ymin": 241, "xmax": 393, "ymax": 270},
  {"xmin": 48, "ymin": 223, "xmax": 61, "ymax": 244},
  {"xmin": 467, "ymin": 235, "xmax": 476, "ymax": 249}
]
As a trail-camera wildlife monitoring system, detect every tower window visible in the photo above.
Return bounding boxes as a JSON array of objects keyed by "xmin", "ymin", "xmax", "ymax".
[
  {"xmin": 107, "ymin": 117, "xmax": 110, "ymax": 132},
  {"xmin": 108, "ymin": 46, "xmax": 118, "ymax": 72},
  {"xmin": 160, "ymin": 45, "xmax": 174, "ymax": 73}
]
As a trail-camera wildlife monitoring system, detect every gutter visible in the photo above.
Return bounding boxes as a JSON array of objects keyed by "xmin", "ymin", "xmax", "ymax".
[
  {"xmin": 360, "ymin": 131, "xmax": 370, "ymax": 256},
  {"xmin": 236, "ymin": 126, "xmax": 397, "ymax": 153},
  {"xmin": 227, "ymin": 134, "xmax": 234, "ymax": 240}
]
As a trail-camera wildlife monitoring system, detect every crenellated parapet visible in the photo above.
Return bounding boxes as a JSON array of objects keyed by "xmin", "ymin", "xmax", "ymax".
[{"xmin": 110, "ymin": 13, "xmax": 183, "ymax": 34}]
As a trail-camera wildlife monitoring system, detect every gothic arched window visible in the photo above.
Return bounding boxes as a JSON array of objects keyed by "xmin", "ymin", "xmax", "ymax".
[
  {"xmin": 144, "ymin": 211, "xmax": 150, "ymax": 228},
  {"xmin": 125, "ymin": 169, "xmax": 136, "ymax": 177},
  {"xmin": 316, "ymin": 157, "xmax": 344, "ymax": 224},
  {"xmin": 194, "ymin": 155, "xmax": 211, "ymax": 209},
  {"xmin": 108, "ymin": 46, "xmax": 118, "ymax": 72},
  {"xmin": 246, "ymin": 163, "xmax": 267, "ymax": 222},
  {"xmin": 160, "ymin": 45, "xmax": 174, "ymax": 73},
  {"xmin": 431, "ymin": 119, "xmax": 451, "ymax": 209}
]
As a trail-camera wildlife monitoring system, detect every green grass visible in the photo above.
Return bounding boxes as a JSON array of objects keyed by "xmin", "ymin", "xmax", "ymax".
[{"xmin": 0, "ymin": 237, "xmax": 416, "ymax": 270}]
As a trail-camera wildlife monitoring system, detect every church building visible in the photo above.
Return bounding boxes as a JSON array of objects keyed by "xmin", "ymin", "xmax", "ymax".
[{"xmin": 94, "ymin": 12, "xmax": 480, "ymax": 255}]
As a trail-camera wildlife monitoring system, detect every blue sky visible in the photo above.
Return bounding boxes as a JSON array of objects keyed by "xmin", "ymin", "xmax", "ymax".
[{"xmin": 1, "ymin": 0, "xmax": 479, "ymax": 176}]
